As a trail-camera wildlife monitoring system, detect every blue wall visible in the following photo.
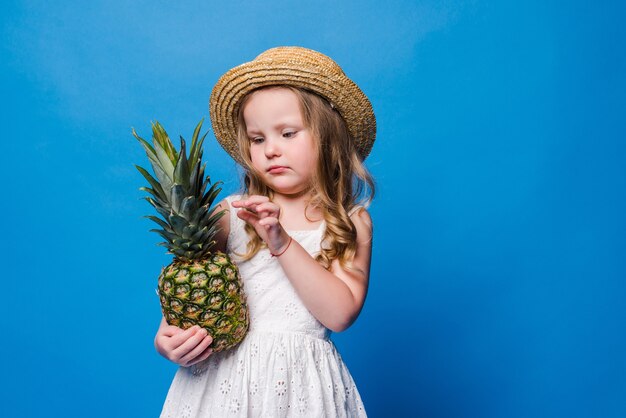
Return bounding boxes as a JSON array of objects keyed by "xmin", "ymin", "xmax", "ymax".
[{"xmin": 2, "ymin": 1, "xmax": 625, "ymax": 417}]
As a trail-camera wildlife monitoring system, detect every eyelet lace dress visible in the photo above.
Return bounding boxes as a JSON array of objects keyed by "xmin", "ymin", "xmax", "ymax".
[{"xmin": 159, "ymin": 194, "xmax": 367, "ymax": 417}]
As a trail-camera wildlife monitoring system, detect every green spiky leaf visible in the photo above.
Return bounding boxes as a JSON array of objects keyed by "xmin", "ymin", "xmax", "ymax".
[
  {"xmin": 143, "ymin": 215, "xmax": 171, "ymax": 230},
  {"xmin": 143, "ymin": 197, "xmax": 171, "ymax": 219},
  {"xmin": 201, "ymin": 179, "xmax": 223, "ymax": 207},
  {"xmin": 170, "ymin": 184, "xmax": 185, "ymax": 213},
  {"xmin": 173, "ymin": 136, "xmax": 191, "ymax": 189},
  {"xmin": 132, "ymin": 129, "xmax": 158, "ymax": 161},
  {"xmin": 152, "ymin": 138, "xmax": 175, "ymax": 181},
  {"xmin": 180, "ymin": 196, "xmax": 197, "ymax": 220},
  {"xmin": 152, "ymin": 122, "xmax": 178, "ymax": 163},
  {"xmin": 168, "ymin": 213, "xmax": 188, "ymax": 235},
  {"xmin": 135, "ymin": 165, "xmax": 167, "ymax": 200},
  {"xmin": 134, "ymin": 119, "xmax": 225, "ymax": 259},
  {"xmin": 150, "ymin": 228, "xmax": 178, "ymax": 243}
]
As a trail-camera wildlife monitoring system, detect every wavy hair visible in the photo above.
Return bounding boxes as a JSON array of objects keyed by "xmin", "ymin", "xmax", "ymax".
[{"xmin": 233, "ymin": 85, "xmax": 375, "ymax": 271}]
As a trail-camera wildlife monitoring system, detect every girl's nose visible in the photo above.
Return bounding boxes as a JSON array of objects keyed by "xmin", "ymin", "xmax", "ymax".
[{"xmin": 264, "ymin": 137, "xmax": 281, "ymax": 158}]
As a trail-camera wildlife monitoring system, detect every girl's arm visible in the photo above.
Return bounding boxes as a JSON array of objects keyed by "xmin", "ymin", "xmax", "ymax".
[
  {"xmin": 233, "ymin": 196, "xmax": 372, "ymax": 332},
  {"xmin": 211, "ymin": 198, "xmax": 231, "ymax": 253},
  {"xmin": 153, "ymin": 198, "xmax": 231, "ymax": 365}
]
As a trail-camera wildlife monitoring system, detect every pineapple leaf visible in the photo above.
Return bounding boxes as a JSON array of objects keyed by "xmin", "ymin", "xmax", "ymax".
[
  {"xmin": 190, "ymin": 131, "xmax": 208, "ymax": 170},
  {"xmin": 200, "ymin": 178, "xmax": 223, "ymax": 207},
  {"xmin": 142, "ymin": 193, "xmax": 169, "ymax": 212},
  {"xmin": 198, "ymin": 209, "xmax": 224, "ymax": 231},
  {"xmin": 150, "ymin": 228, "xmax": 177, "ymax": 243},
  {"xmin": 134, "ymin": 138, "xmax": 171, "ymax": 189},
  {"xmin": 152, "ymin": 122, "xmax": 178, "ymax": 163},
  {"xmin": 200, "ymin": 229, "xmax": 218, "ymax": 246},
  {"xmin": 189, "ymin": 119, "xmax": 204, "ymax": 166},
  {"xmin": 209, "ymin": 207, "xmax": 227, "ymax": 223},
  {"xmin": 173, "ymin": 136, "xmax": 191, "ymax": 189},
  {"xmin": 172, "ymin": 238, "xmax": 191, "ymax": 249},
  {"xmin": 132, "ymin": 129, "xmax": 158, "ymax": 161},
  {"xmin": 197, "ymin": 133, "xmax": 207, "ymax": 158},
  {"xmin": 198, "ymin": 229, "xmax": 213, "ymax": 245},
  {"xmin": 182, "ymin": 224, "xmax": 196, "ymax": 240},
  {"xmin": 135, "ymin": 165, "xmax": 167, "ymax": 200},
  {"xmin": 150, "ymin": 162, "xmax": 173, "ymax": 196},
  {"xmin": 189, "ymin": 164, "xmax": 202, "ymax": 196},
  {"xmin": 168, "ymin": 212, "xmax": 188, "ymax": 235},
  {"xmin": 191, "ymin": 204, "xmax": 209, "ymax": 225},
  {"xmin": 170, "ymin": 184, "xmax": 186, "ymax": 213},
  {"xmin": 198, "ymin": 209, "xmax": 215, "ymax": 228},
  {"xmin": 135, "ymin": 119, "xmax": 227, "ymax": 261},
  {"xmin": 196, "ymin": 163, "xmax": 207, "ymax": 197},
  {"xmin": 138, "ymin": 187, "xmax": 168, "ymax": 206},
  {"xmin": 143, "ymin": 215, "xmax": 170, "ymax": 230},
  {"xmin": 189, "ymin": 159, "xmax": 199, "ymax": 192},
  {"xmin": 151, "ymin": 131, "xmax": 175, "ymax": 181},
  {"xmin": 143, "ymin": 197, "xmax": 171, "ymax": 219},
  {"xmin": 180, "ymin": 196, "xmax": 197, "ymax": 220},
  {"xmin": 190, "ymin": 225, "xmax": 209, "ymax": 242}
]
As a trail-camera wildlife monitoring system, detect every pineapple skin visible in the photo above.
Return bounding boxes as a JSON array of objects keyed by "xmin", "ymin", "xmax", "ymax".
[{"xmin": 158, "ymin": 251, "xmax": 249, "ymax": 353}]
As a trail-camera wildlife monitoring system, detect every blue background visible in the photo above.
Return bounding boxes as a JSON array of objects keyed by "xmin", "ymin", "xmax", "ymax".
[{"xmin": 2, "ymin": 1, "xmax": 625, "ymax": 417}]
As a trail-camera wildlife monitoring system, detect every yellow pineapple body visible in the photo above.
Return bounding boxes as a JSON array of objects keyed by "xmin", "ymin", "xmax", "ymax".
[{"xmin": 158, "ymin": 252, "xmax": 248, "ymax": 353}]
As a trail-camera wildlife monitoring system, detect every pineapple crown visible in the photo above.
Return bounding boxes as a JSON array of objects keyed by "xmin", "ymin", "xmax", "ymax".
[{"xmin": 133, "ymin": 119, "xmax": 225, "ymax": 262}]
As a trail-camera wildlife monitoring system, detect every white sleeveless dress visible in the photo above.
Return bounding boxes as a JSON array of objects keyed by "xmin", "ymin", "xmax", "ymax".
[{"xmin": 159, "ymin": 194, "xmax": 367, "ymax": 417}]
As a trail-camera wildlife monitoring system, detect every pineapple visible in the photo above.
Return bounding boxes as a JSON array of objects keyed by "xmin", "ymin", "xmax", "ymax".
[{"xmin": 133, "ymin": 119, "xmax": 248, "ymax": 352}]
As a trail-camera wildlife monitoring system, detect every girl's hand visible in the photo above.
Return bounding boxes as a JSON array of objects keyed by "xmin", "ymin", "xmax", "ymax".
[
  {"xmin": 154, "ymin": 324, "xmax": 214, "ymax": 367},
  {"xmin": 232, "ymin": 195, "xmax": 291, "ymax": 254}
]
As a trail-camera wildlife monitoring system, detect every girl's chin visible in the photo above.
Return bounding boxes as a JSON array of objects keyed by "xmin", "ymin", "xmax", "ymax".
[{"xmin": 267, "ymin": 184, "xmax": 313, "ymax": 197}]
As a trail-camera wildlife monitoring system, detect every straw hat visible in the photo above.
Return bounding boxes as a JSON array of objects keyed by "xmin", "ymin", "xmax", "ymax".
[{"xmin": 209, "ymin": 46, "xmax": 376, "ymax": 165}]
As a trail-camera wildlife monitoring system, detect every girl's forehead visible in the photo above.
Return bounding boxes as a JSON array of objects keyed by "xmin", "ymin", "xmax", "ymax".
[
  {"xmin": 246, "ymin": 86, "xmax": 298, "ymax": 104},
  {"xmin": 243, "ymin": 88, "xmax": 303, "ymax": 124}
]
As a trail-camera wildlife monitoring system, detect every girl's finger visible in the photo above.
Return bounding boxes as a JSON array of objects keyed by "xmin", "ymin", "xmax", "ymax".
[
  {"xmin": 254, "ymin": 202, "xmax": 279, "ymax": 215},
  {"xmin": 243, "ymin": 195, "xmax": 270, "ymax": 205},
  {"xmin": 160, "ymin": 325, "xmax": 184, "ymax": 337},
  {"xmin": 171, "ymin": 328, "xmax": 208, "ymax": 360},
  {"xmin": 258, "ymin": 217, "xmax": 279, "ymax": 228},
  {"xmin": 234, "ymin": 202, "xmax": 260, "ymax": 214},
  {"xmin": 169, "ymin": 325, "xmax": 202, "ymax": 350},
  {"xmin": 187, "ymin": 344, "xmax": 214, "ymax": 366},
  {"xmin": 232, "ymin": 195, "xmax": 269, "ymax": 209},
  {"xmin": 237, "ymin": 208, "xmax": 260, "ymax": 225},
  {"xmin": 180, "ymin": 334, "xmax": 214, "ymax": 366}
]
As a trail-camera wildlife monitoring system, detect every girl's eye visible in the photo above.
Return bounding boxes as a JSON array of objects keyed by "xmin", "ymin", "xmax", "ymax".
[
  {"xmin": 283, "ymin": 131, "xmax": 297, "ymax": 138},
  {"xmin": 250, "ymin": 137, "xmax": 264, "ymax": 144}
]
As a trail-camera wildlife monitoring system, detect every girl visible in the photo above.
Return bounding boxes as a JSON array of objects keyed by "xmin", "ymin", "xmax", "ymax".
[{"xmin": 156, "ymin": 46, "xmax": 376, "ymax": 417}]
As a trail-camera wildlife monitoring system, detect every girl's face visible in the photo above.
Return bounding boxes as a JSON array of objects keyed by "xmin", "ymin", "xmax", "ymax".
[{"xmin": 243, "ymin": 87, "xmax": 318, "ymax": 197}]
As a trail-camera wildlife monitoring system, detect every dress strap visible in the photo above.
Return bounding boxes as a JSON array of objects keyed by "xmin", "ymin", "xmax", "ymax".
[
  {"xmin": 224, "ymin": 194, "xmax": 236, "ymax": 233},
  {"xmin": 348, "ymin": 204, "xmax": 367, "ymax": 217}
]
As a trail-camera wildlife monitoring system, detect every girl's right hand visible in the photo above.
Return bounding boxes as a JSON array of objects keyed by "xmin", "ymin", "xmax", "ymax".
[{"xmin": 154, "ymin": 323, "xmax": 214, "ymax": 367}]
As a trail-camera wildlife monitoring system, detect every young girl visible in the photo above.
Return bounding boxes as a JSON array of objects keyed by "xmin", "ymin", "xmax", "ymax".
[{"xmin": 156, "ymin": 46, "xmax": 376, "ymax": 417}]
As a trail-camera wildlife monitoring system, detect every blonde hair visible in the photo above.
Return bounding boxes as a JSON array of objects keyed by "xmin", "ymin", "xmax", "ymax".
[{"xmin": 234, "ymin": 85, "xmax": 375, "ymax": 270}]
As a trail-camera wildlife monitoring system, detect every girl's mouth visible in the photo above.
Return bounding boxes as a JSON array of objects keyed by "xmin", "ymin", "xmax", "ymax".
[{"xmin": 267, "ymin": 166, "xmax": 288, "ymax": 174}]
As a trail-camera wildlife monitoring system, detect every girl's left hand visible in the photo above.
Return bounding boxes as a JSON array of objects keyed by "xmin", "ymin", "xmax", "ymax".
[{"xmin": 232, "ymin": 195, "xmax": 291, "ymax": 255}]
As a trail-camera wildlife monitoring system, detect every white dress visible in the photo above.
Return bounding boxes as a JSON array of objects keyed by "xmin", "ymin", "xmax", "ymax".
[{"xmin": 159, "ymin": 194, "xmax": 367, "ymax": 417}]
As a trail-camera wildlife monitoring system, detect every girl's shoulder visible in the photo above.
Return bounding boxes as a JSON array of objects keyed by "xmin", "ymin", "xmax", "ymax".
[
  {"xmin": 348, "ymin": 203, "xmax": 373, "ymax": 234},
  {"xmin": 348, "ymin": 201, "xmax": 371, "ymax": 217}
]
